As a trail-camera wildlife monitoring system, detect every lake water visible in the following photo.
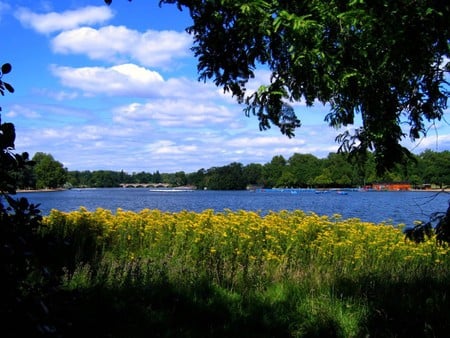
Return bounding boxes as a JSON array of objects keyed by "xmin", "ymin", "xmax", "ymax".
[{"xmin": 16, "ymin": 188, "xmax": 450, "ymax": 227}]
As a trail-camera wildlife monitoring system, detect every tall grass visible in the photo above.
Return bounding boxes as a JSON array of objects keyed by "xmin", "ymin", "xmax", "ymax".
[{"xmin": 39, "ymin": 207, "xmax": 450, "ymax": 337}]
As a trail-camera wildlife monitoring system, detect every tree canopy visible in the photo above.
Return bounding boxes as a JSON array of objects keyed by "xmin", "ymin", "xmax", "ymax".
[
  {"xmin": 107, "ymin": 0, "xmax": 449, "ymax": 173},
  {"xmin": 32, "ymin": 152, "xmax": 67, "ymax": 189}
]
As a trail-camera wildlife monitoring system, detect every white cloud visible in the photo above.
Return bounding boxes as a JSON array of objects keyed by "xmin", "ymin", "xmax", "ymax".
[
  {"xmin": 113, "ymin": 99, "xmax": 241, "ymax": 128},
  {"xmin": 50, "ymin": 63, "xmax": 232, "ymax": 104},
  {"xmin": 33, "ymin": 88, "xmax": 79, "ymax": 101},
  {"xmin": 145, "ymin": 140, "xmax": 198, "ymax": 155},
  {"xmin": 5, "ymin": 104, "xmax": 41, "ymax": 119},
  {"xmin": 51, "ymin": 63, "xmax": 164, "ymax": 96},
  {"xmin": 52, "ymin": 26, "xmax": 191, "ymax": 67},
  {"xmin": 407, "ymin": 133, "xmax": 450, "ymax": 154},
  {"xmin": 13, "ymin": 115, "xmax": 340, "ymax": 173},
  {"xmin": 42, "ymin": 128, "xmax": 69, "ymax": 139},
  {"xmin": 223, "ymin": 131, "xmax": 340, "ymax": 161},
  {"xmin": 5, "ymin": 103, "xmax": 98, "ymax": 126},
  {"xmin": 227, "ymin": 136, "xmax": 304, "ymax": 148},
  {"xmin": 15, "ymin": 5, "xmax": 113, "ymax": 34}
]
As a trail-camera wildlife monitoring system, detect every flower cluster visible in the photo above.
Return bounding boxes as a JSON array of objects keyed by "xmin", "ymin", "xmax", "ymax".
[{"xmin": 43, "ymin": 207, "xmax": 450, "ymax": 286}]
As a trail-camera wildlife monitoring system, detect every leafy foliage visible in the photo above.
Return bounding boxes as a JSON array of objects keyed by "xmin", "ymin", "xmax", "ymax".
[
  {"xmin": 205, "ymin": 162, "xmax": 247, "ymax": 190},
  {"xmin": 107, "ymin": 0, "xmax": 449, "ymax": 174},
  {"xmin": 0, "ymin": 65, "xmax": 35, "ymax": 195},
  {"xmin": 405, "ymin": 201, "xmax": 450, "ymax": 244},
  {"xmin": 0, "ymin": 63, "xmax": 59, "ymax": 335},
  {"xmin": 32, "ymin": 152, "xmax": 67, "ymax": 189},
  {"xmin": 0, "ymin": 62, "xmax": 14, "ymax": 96}
]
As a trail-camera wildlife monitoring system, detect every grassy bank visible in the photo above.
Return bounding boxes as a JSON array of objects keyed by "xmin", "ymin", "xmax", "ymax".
[{"xmin": 22, "ymin": 208, "xmax": 450, "ymax": 336}]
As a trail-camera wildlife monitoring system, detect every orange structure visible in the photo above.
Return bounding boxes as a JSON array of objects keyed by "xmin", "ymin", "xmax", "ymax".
[{"xmin": 371, "ymin": 182, "xmax": 411, "ymax": 191}]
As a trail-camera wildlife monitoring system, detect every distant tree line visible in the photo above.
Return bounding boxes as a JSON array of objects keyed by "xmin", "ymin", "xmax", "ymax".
[{"xmin": 18, "ymin": 150, "xmax": 450, "ymax": 191}]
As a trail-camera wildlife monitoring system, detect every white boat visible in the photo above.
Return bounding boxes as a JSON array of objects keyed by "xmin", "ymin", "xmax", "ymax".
[{"xmin": 149, "ymin": 188, "xmax": 194, "ymax": 192}]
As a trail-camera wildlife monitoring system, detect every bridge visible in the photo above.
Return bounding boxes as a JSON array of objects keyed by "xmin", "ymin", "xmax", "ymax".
[{"xmin": 120, "ymin": 183, "xmax": 170, "ymax": 188}]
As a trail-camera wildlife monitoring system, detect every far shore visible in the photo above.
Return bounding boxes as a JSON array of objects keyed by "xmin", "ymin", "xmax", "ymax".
[
  {"xmin": 16, "ymin": 188, "xmax": 67, "ymax": 193},
  {"xmin": 14, "ymin": 187, "xmax": 450, "ymax": 193}
]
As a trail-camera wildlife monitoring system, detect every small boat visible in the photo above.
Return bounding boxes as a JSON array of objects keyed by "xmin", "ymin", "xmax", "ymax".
[
  {"xmin": 336, "ymin": 191, "xmax": 348, "ymax": 195},
  {"xmin": 149, "ymin": 188, "xmax": 194, "ymax": 193}
]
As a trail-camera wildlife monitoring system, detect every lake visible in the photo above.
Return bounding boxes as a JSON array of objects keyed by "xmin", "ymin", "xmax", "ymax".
[{"xmin": 16, "ymin": 188, "xmax": 450, "ymax": 227}]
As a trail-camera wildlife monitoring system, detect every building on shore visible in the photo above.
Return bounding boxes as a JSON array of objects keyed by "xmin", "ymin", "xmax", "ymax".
[{"xmin": 370, "ymin": 182, "xmax": 411, "ymax": 191}]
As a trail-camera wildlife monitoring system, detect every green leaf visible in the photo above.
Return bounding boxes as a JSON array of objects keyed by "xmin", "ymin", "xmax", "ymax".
[
  {"xmin": 3, "ymin": 82, "xmax": 14, "ymax": 93},
  {"xmin": 425, "ymin": 8, "xmax": 434, "ymax": 16},
  {"xmin": 1, "ymin": 63, "xmax": 11, "ymax": 75},
  {"xmin": 240, "ymin": 4, "xmax": 250, "ymax": 14},
  {"xmin": 341, "ymin": 71, "xmax": 358, "ymax": 83},
  {"xmin": 0, "ymin": 122, "xmax": 16, "ymax": 148},
  {"xmin": 349, "ymin": 0, "xmax": 364, "ymax": 6}
]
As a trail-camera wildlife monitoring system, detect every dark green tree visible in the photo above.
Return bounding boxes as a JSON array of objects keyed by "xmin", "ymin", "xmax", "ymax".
[
  {"xmin": 32, "ymin": 152, "xmax": 67, "ymax": 189},
  {"xmin": 133, "ymin": 171, "xmax": 153, "ymax": 184},
  {"xmin": 420, "ymin": 150, "xmax": 450, "ymax": 188},
  {"xmin": 322, "ymin": 152, "xmax": 355, "ymax": 187},
  {"xmin": 286, "ymin": 153, "xmax": 322, "ymax": 187},
  {"xmin": 67, "ymin": 170, "xmax": 93, "ymax": 187},
  {"xmin": 89, "ymin": 170, "xmax": 121, "ymax": 187},
  {"xmin": 312, "ymin": 168, "xmax": 334, "ymax": 187},
  {"xmin": 262, "ymin": 155, "xmax": 286, "ymax": 187},
  {"xmin": 187, "ymin": 168, "xmax": 207, "ymax": 189},
  {"xmin": 207, "ymin": 162, "xmax": 246, "ymax": 190},
  {"xmin": 171, "ymin": 171, "xmax": 188, "ymax": 186},
  {"xmin": 243, "ymin": 163, "xmax": 264, "ymax": 186},
  {"xmin": 277, "ymin": 170, "xmax": 297, "ymax": 188},
  {"xmin": 119, "ymin": 169, "xmax": 127, "ymax": 183},
  {"xmin": 153, "ymin": 170, "xmax": 162, "ymax": 183}
]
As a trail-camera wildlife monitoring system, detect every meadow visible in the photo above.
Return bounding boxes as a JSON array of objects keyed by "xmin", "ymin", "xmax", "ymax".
[{"xmin": 35, "ymin": 207, "xmax": 450, "ymax": 337}]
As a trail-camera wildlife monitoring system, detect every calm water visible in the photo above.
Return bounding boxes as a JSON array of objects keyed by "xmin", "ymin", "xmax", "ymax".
[{"xmin": 16, "ymin": 188, "xmax": 450, "ymax": 226}]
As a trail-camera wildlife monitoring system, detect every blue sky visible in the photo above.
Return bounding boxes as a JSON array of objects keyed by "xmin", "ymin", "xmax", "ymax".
[{"xmin": 1, "ymin": 0, "xmax": 449, "ymax": 173}]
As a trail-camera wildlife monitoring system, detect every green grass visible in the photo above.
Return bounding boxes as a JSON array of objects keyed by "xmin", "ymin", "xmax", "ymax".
[
  {"xmin": 9, "ymin": 208, "xmax": 450, "ymax": 337},
  {"xmin": 43, "ymin": 260, "xmax": 450, "ymax": 337}
]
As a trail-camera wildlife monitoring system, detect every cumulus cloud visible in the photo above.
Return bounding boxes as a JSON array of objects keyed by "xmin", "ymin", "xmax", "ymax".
[
  {"xmin": 112, "ymin": 100, "xmax": 240, "ymax": 128},
  {"xmin": 52, "ymin": 26, "xmax": 191, "ymax": 67},
  {"xmin": 15, "ymin": 5, "xmax": 113, "ymax": 34},
  {"xmin": 51, "ymin": 63, "xmax": 164, "ymax": 97},
  {"xmin": 50, "ymin": 63, "xmax": 228, "ymax": 102}
]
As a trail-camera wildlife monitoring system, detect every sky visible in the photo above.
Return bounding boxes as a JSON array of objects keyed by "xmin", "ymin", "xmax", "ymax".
[{"xmin": 1, "ymin": 0, "xmax": 449, "ymax": 174}]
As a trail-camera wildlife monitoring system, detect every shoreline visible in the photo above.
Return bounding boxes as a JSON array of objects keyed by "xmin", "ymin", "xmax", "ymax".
[
  {"xmin": 16, "ymin": 188, "xmax": 66, "ymax": 193},
  {"xmin": 14, "ymin": 187, "xmax": 450, "ymax": 193}
]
